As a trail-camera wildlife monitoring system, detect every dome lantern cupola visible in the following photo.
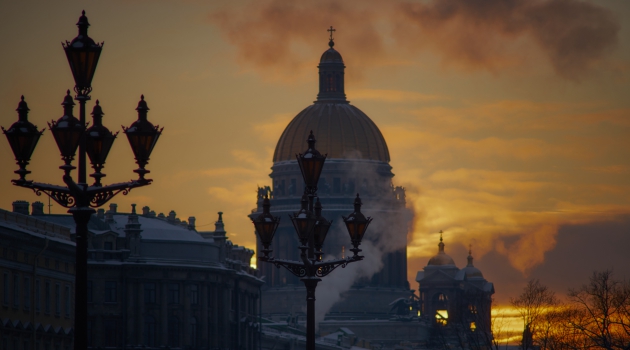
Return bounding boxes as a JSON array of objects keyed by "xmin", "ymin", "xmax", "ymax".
[
  {"xmin": 427, "ymin": 231, "xmax": 456, "ymax": 266},
  {"xmin": 317, "ymin": 26, "xmax": 347, "ymax": 103}
]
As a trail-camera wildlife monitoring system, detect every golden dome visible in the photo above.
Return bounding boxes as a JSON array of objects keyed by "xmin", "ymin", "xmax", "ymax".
[{"xmin": 272, "ymin": 103, "xmax": 390, "ymax": 163}]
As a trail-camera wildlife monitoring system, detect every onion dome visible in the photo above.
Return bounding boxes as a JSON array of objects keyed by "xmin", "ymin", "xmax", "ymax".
[
  {"xmin": 427, "ymin": 231, "xmax": 456, "ymax": 266},
  {"xmin": 273, "ymin": 28, "xmax": 390, "ymax": 163}
]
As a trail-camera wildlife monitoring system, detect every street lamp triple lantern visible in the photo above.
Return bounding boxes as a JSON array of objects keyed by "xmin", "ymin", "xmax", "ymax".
[
  {"xmin": 49, "ymin": 90, "xmax": 85, "ymax": 164},
  {"xmin": 343, "ymin": 194, "xmax": 372, "ymax": 251},
  {"xmin": 291, "ymin": 194, "xmax": 318, "ymax": 246},
  {"xmin": 85, "ymin": 100, "xmax": 117, "ymax": 166},
  {"xmin": 122, "ymin": 95, "xmax": 162, "ymax": 180},
  {"xmin": 296, "ymin": 131, "xmax": 327, "ymax": 193},
  {"xmin": 62, "ymin": 10, "xmax": 103, "ymax": 96},
  {"xmin": 2, "ymin": 96, "xmax": 44, "ymax": 181},
  {"xmin": 251, "ymin": 196, "xmax": 280, "ymax": 251},
  {"xmin": 313, "ymin": 197, "xmax": 332, "ymax": 250}
]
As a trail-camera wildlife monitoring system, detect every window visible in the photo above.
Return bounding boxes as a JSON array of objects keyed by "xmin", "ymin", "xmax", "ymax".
[
  {"xmin": 144, "ymin": 316, "xmax": 156, "ymax": 347},
  {"xmin": 45, "ymin": 281, "xmax": 50, "ymax": 314},
  {"xmin": 190, "ymin": 317, "xmax": 198, "ymax": 347},
  {"xmin": 55, "ymin": 283, "xmax": 60, "ymax": 315},
  {"xmin": 87, "ymin": 281, "xmax": 92, "ymax": 303},
  {"xmin": 23, "ymin": 277, "xmax": 30, "ymax": 310},
  {"xmin": 144, "ymin": 283, "xmax": 156, "ymax": 304},
  {"xmin": 44, "ymin": 258, "xmax": 49, "ymax": 267},
  {"xmin": 104, "ymin": 281, "xmax": 117, "ymax": 303},
  {"xmin": 168, "ymin": 283, "xmax": 179, "ymax": 304},
  {"xmin": 289, "ymin": 179, "xmax": 297, "ymax": 196},
  {"xmin": 2, "ymin": 273, "xmax": 8, "ymax": 305},
  {"xmin": 333, "ymin": 177, "xmax": 341, "ymax": 193},
  {"xmin": 64, "ymin": 285, "xmax": 70, "ymax": 316},
  {"xmin": 35, "ymin": 280, "xmax": 40, "ymax": 311},
  {"xmin": 190, "ymin": 284, "xmax": 198, "ymax": 305},
  {"xmin": 104, "ymin": 320, "xmax": 118, "ymax": 347},
  {"xmin": 23, "ymin": 253, "xmax": 28, "ymax": 263},
  {"xmin": 13, "ymin": 275, "xmax": 19, "ymax": 307},
  {"xmin": 55, "ymin": 260, "xmax": 59, "ymax": 270},
  {"xmin": 168, "ymin": 317, "xmax": 179, "ymax": 347},
  {"xmin": 104, "ymin": 242, "xmax": 113, "ymax": 259}
]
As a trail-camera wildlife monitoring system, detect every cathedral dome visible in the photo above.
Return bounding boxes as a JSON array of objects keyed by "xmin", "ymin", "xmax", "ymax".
[
  {"xmin": 273, "ymin": 34, "xmax": 390, "ymax": 163},
  {"xmin": 320, "ymin": 48, "xmax": 343, "ymax": 63},
  {"xmin": 273, "ymin": 103, "xmax": 390, "ymax": 162},
  {"xmin": 427, "ymin": 234, "xmax": 456, "ymax": 266},
  {"xmin": 456, "ymin": 248, "xmax": 485, "ymax": 280}
]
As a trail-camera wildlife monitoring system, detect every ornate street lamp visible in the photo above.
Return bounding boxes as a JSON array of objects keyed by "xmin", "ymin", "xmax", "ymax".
[
  {"xmin": 2, "ymin": 12, "xmax": 161, "ymax": 350},
  {"xmin": 251, "ymin": 196, "xmax": 280, "ymax": 258},
  {"xmin": 252, "ymin": 131, "xmax": 368, "ymax": 350},
  {"xmin": 1, "ymin": 97, "xmax": 44, "ymax": 182}
]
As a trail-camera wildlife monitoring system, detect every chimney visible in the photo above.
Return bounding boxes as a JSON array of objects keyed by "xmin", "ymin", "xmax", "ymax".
[
  {"xmin": 96, "ymin": 208, "xmax": 105, "ymax": 220},
  {"xmin": 167, "ymin": 210, "xmax": 176, "ymax": 224},
  {"xmin": 149, "ymin": 210, "xmax": 156, "ymax": 218},
  {"xmin": 214, "ymin": 212, "xmax": 226, "ymax": 234},
  {"xmin": 12, "ymin": 201, "xmax": 29, "ymax": 215},
  {"xmin": 142, "ymin": 206, "xmax": 150, "ymax": 217},
  {"xmin": 109, "ymin": 203, "xmax": 118, "ymax": 214},
  {"xmin": 188, "ymin": 217, "xmax": 196, "ymax": 230},
  {"xmin": 105, "ymin": 210, "xmax": 115, "ymax": 224},
  {"xmin": 124, "ymin": 204, "xmax": 143, "ymax": 258},
  {"xmin": 214, "ymin": 212, "xmax": 227, "ymax": 261},
  {"xmin": 157, "ymin": 213, "xmax": 165, "ymax": 219},
  {"xmin": 31, "ymin": 201, "xmax": 44, "ymax": 216}
]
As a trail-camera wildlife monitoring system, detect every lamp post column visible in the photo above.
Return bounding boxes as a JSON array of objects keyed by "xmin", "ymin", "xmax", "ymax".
[
  {"xmin": 303, "ymin": 278, "xmax": 320, "ymax": 350},
  {"xmin": 71, "ymin": 207, "xmax": 95, "ymax": 350},
  {"xmin": 77, "ymin": 95, "xmax": 88, "ymax": 184}
]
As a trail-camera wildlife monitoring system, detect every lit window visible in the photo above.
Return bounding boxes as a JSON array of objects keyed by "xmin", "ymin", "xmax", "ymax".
[
  {"xmin": 435, "ymin": 310, "xmax": 448, "ymax": 326},
  {"xmin": 470, "ymin": 322, "xmax": 477, "ymax": 331}
]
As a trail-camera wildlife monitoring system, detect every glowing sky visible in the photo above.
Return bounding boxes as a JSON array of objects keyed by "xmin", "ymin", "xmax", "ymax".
[{"xmin": 1, "ymin": 0, "xmax": 629, "ymax": 304}]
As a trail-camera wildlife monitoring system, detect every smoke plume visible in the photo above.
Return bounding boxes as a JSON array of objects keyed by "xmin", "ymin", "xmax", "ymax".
[{"xmin": 209, "ymin": 0, "xmax": 619, "ymax": 81}]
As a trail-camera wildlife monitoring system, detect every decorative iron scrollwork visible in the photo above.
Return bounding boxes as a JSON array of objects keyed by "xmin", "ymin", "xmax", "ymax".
[
  {"xmin": 275, "ymin": 262, "xmax": 307, "ymax": 278},
  {"xmin": 33, "ymin": 188, "xmax": 74, "ymax": 208},
  {"xmin": 315, "ymin": 260, "xmax": 349, "ymax": 278}
]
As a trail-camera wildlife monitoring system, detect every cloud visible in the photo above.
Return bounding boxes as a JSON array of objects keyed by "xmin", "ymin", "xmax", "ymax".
[
  {"xmin": 377, "ymin": 97, "xmax": 630, "ymax": 276},
  {"xmin": 208, "ymin": 0, "xmax": 619, "ymax": 81},
  {"xmin": 350, "ymin": 89, "xmax": 442, "ymax": 103},
  {"xmin": 395, "ymin": 0, "xmax": 620, "ymax": 80}
]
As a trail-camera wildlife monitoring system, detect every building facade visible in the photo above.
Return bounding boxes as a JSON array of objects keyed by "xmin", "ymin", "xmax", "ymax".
[
  {"xmin": 416, "ymin": 236, "xmax": 495, "ymax": 348},
  {"xmin": 0, "ymin": 202, "xmax": 75, "ymax": 350},
  {"xmin": 249, "ymin": 35, "xmax": 413, "ymax": 320},
  {"xmin": 1, "ymin": 201, "xmax": 262, "ymax": 350}
]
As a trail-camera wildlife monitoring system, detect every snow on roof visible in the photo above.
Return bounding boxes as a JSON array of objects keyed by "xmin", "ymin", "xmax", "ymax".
[{"xmin": 110, "ymin": 214, "xmax": 206, "ymax": 242}]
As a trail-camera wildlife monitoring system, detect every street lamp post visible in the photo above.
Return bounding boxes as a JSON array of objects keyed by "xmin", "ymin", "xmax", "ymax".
[
  {"xmin": 2, "ymin": 11, "xmax": 162, "ymax": 350},
  {"xmin": 251, "ymin": 131, "xmax": 371, "ymax": 350}
]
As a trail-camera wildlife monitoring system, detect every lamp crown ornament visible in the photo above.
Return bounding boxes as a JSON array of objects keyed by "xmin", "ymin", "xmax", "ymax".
[{"xmin": 16, "ymin": 95, "xmax": 29, "ymax": 120}]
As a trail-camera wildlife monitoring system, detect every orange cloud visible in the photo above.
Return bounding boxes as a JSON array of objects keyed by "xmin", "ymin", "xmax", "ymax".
[{"xmin": 208, "ymin": 0, "xmax": 619, "ymax": 81}]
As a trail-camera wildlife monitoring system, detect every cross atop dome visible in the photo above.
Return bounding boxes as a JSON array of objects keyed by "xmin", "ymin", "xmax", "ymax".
[{"xmin": 328, "ymin": 26, "xmax": 336, "ymax": 48}]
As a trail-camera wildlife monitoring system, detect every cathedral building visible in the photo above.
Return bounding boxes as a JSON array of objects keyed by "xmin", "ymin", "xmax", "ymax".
[
  {"xmin": 416, "ymin": 235, "xmax": 494, "ymax": 347},
  {"xmin": 250, "ymin": 32, "xmax": 413, "ymax": 319}
]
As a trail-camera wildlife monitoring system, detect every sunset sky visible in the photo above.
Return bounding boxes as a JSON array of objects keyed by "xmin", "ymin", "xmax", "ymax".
[{"xmin": 1, "ymin": 0, "xmax": 629, "ymax": 305}]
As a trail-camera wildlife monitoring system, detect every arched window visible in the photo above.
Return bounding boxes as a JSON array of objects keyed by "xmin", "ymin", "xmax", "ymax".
[
  {"xmin": 327, "ymin": 74, "xmax": 335, "ymax": 92},
  {"xmin": 168, "ymin": 317, "xmax": 179, "ymax": 347},
  {"xmin": 144, "ymin": 316, "xmax": 156, "ymax": 347},
  {"xmin": 438, "ymin": 293, "xmax": 447, "ymax": 301},
  {"xmin": 335, "ymin": 74, "xmax": 341, "ymax": 92}
]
